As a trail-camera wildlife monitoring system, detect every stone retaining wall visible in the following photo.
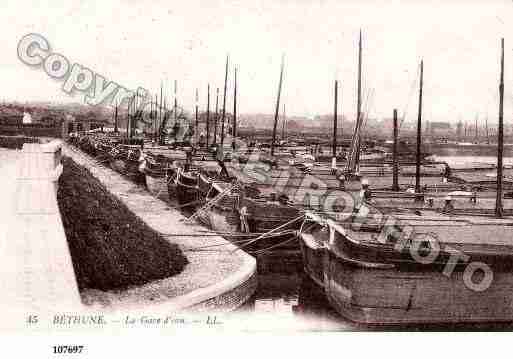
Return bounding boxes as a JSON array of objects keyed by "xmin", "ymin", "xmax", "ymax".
[
  {"xmin": 63, "ymin": 143, "xmax": 257, "ymax": 312},
  {"xmin": 189, "ymin": 273, "xmax": 258, "ymax": 312},
  {"xmin": 8, "ymin": 140, "xmax": 82, "ymax": 312}
]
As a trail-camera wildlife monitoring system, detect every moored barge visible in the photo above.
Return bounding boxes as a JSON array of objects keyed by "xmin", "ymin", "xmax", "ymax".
[{"xmin": 299, "ymin": 211, "xmax": 513, "ymax": 324}]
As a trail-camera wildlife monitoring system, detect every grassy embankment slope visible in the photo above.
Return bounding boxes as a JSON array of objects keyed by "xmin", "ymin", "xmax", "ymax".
[{"xmin": 57, "ymin": 157, "xmax": 188, "ymax": 291}]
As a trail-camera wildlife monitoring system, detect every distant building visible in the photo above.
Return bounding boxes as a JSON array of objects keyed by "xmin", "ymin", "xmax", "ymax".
[
  {"xmin": 429, "ymin": 121, "xmax": 451, "ymax": 136},
  {"xmin": 22, "ymin": 112, "xmax": 32, "ymax": 124},
  {"xmin": 313, "ymin": 115, "xmax": 332, "ymax": 128},
  {"xmin": 379, "ymin": 118, "xmax": 395, "ymax": 133},
  {"xmin": 0, "ymin": 114, "xmax": 22, "ymax": 126}
]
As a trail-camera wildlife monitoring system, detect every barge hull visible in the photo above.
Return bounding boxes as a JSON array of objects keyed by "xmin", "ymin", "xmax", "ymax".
[{"xmin": 300, "ymin": 238, "xmax": 513, "ymax": 324}]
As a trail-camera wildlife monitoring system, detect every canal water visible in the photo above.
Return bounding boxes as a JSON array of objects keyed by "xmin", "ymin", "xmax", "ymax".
[
  {"xmin": 239, "ymin": 147, "xmax": 513, "ymax": 331},
  {"xmin": 432, "ymin": 155, "xmax": 513, "ymax": 167}
]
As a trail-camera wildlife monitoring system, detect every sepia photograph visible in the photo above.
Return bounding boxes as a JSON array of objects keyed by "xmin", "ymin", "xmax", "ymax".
[{"xmin": 2, "ymin": 0, "xmax": 513, "ymax": 355}]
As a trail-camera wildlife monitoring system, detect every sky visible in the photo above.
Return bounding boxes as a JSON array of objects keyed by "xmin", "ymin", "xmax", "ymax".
[{"xmin": 1, "ymin": 0, "xmax": 513, "ymax": 125}]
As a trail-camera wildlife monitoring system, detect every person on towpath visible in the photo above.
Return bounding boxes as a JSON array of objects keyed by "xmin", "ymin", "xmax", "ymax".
[{"xmin": 239, "ymin": 205, "xmax": 250, "ymax": 233}]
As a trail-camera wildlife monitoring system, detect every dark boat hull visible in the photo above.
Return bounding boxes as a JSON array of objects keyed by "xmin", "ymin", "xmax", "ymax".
[
  {"xmin": 166, "ymin": 177, "xmax": 180, "ymax": 208},
  {"xmin": 195, "ymin": 178, "xmax": 302, "ymax": 252},
  {"xmin": 300, "ymin": 216, "xmax": 513, "ymax": 324},
  {"xmin": 175, "ymin": 169, "xmax": 199, "ymax": 211},
  {"xmin": 107, "ymin": 144, "xmax": 146, "ymax": 184},
  {"xmin": 109, "ymin": 158, "xmax": 145, "ymax": 184},
  {"xmin": 143, "ymin": 157, "xmax": 172, "ymax": 200}
]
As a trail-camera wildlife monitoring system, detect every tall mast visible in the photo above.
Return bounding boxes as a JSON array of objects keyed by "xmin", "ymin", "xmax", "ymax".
[
  {"xmin": 281, "ymin": 103, "xmax": 286, "ymax": 139},
  {"xmin": 114, "ymin": 102, "xmax": 118, "ymax": 133},
  {"xmin": 174, "ymin": 80, "xmax": 178, "ymax": 144},
  {"xmin": 346, "ymin": 30, "xmax": 363, "ymax": 173},
  {"xmin": 149, "ymin": 94, "xmax": 153, "ymax": 139},
  {"xmin": 133, "ymin": 93, "xmax": 138, "ymax": 137},
  {"xmin": 271, "ymin": 54, "xmax": 285, "ymax": 156},
  {"xmin": 339, "ymin": 103, "xmax": 343, "ymax": 145},
  {"xmin": 214, "ymin": 87, "xmax": 219, "ymax": 145},
  {"xmin": 159, "ymin": 83, "xmax": 163, "ymax": 123},
  {"xmin": 415, "ymin": 59, "xmax": 424, "ymax": 195},
  {"xmin": 131, "ymin": 95, "xmax": 136, "ymax": 138},
  {"xmin": 126, "ymin": 96, "xmax": 131, "ymax": 140},
  {"xmin": 163, "ymin": 97, "xmax": 167, "ymax": 145},
  {"xmin": 357, "ymin": 29, "xmax": 362, "ymax": 144},
  {"xmin": 206, "ymin": 84, "xmax": 210, "ymax": 147},
  {"xmin": 355, "ymin": 29, "xmax": 362, "ymax": 172},
  {"xmin": 154, "ymin": 94, "xmax": 158, "ymax": 141},
  {"xmin": 132, "ymin": 96, "xmax": 135, "ymax": 138},
  {"xmin": 233, "ymin": 66, "xmax": 237, "ymax": 137},
  {"xmin": 392, "ymin": 109, "xmax": 399, "ymax": 191},
  {"xmin": 220, "ymin": 55, "xmax": 229, "ymax": 147},
  {"xmin": 496, "ymin": 38, "xmax": 505, "ymax": 218},
  {"xmin": 486, "ymin": 115, "xmax": 490, "ymax": 144},
  {"xmin": 195, "ymin": 88, "xmax": 199, "ymax": 144},
  {"xmin": 332, "ymin": 80, "xmax": 339, "ymax": 158},
  {"xmin": 159, "ymin": 83, "xmax": 163, "ymax": 144},
  {"xmin": 475, "ymin": 113, "xmax": 478, "ymax": 143}
]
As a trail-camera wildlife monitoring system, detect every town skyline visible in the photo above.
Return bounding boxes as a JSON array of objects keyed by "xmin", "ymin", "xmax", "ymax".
[{"xmin": 1, "ymin": 0, "xmax": 513, "ymax": 126}]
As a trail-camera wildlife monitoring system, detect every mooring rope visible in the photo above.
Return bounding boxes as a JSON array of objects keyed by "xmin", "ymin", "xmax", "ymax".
[
  {"xmin": 231, "ymin": 214, "xmax": 305, "ymax": 253},
  {"xmin": 168, "ymin": 199, "xmax": 203, "ymax": 209},
  {"xmin": 176, "ymin": 229, "xmax": 298, "ymax": 252},
  {"xmin": 182, "ymin": 228, "xmax": 295, "ymax": 237},
  {"xmin": 185, "ymin": 182, "xmax": 238, "ymax": 223},
  {"xmin": 182, "ymin": 238, "xmax": 258, "ymax": 251},
  {"xmin": 246, "ymin": 235, "xmax": 299, "ymax": 255},
  {"xmin": 399, "ymin": 62, "xmax": 421, "ymax": 130}
]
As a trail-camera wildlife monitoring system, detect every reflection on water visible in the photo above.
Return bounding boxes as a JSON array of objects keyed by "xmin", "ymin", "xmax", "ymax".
[
  {"xmin": 433, "ymin": 155, "xmax": 513, "ymax": 167},
  {"xmin": 426, "ymin": 143, "xmax": 513, "ymax": 159},
  {"xmin": 430, "ymin": 144, "xmax": 513, "ymax": 167},
  {"xmin": 239, "ymin": 146, "xmax": 513, "ymax": 331},
  {"xmin": 238, "ymin": 270, "xmax": 357, "ymax": 331},
  {"xmin": 241, "ymin": 263, "xmax": 513, "ymax": 331}
]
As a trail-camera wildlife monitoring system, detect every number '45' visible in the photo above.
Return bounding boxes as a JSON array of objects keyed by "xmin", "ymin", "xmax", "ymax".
[{"xmin": 27, "ymin": 315, "xmax": 38, "ymax": 324}]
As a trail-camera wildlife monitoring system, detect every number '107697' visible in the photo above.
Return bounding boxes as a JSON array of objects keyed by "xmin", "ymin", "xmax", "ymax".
[{"xmin": 53, "ymin": 346, "xmax": 84, "ymax": 354}]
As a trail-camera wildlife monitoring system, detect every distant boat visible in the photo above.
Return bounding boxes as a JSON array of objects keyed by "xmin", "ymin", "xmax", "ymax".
[
  {"xmin": 108, "ymin": 144, "xmax": 146, "ymax": 184},
  {"xmin": 142, "ymin": 153, "xmax": 173, "ymax": 200},
  {"xmin": 457, "ymin": 142, "xmax": 476, "ymax": 146}
]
